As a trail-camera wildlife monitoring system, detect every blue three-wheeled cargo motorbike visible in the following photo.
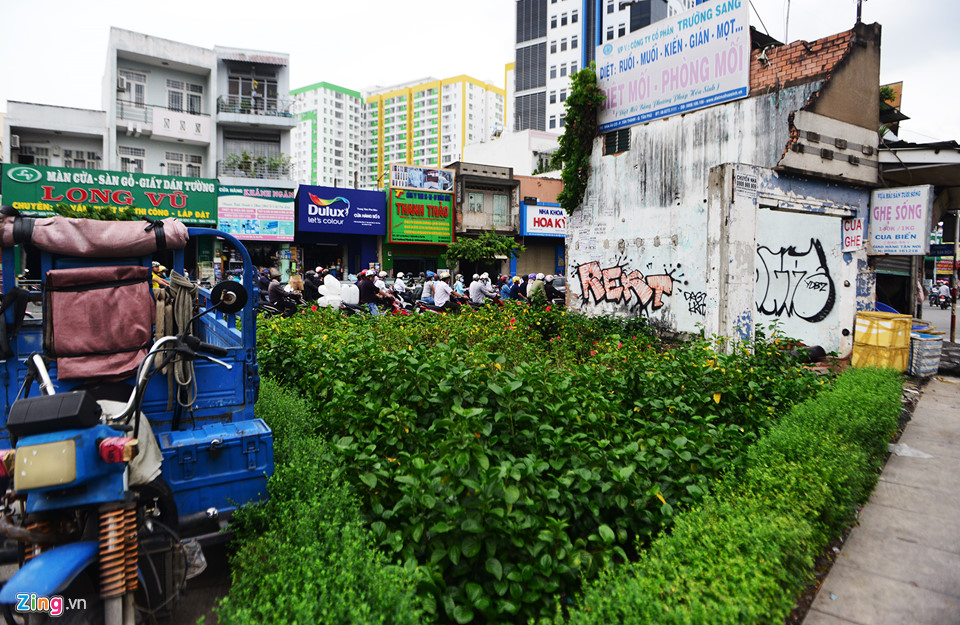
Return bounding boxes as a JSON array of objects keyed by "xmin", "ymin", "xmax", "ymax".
[{"xmin": 0, "ymin": 209, "xmax": 272, "ymax": 624}]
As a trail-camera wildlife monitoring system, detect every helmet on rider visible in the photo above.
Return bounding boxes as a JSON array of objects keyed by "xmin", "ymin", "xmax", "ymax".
[
  {"xmin": 472, "ymin": 273, "xmax": 480, "ymax": 280},
  {"xmin": 512, "ymin": 276, "xmax": 521, "ymax": 283},
  {"xmin": 426, "ymin": 271, "xmax": 436, "ymax": 279},
  {"xmin": 536, "ymin": 273, "xmax": 545, "ymax": 281},
  {"xmin": 396, "ymin": 272, "xmax": 405, "ymax": 279},
  {"xmin": 379, "ymin": 271, "xmax": 387, "ymax": 278},
  {"xmin": 528, "ymin": 273, "xmax": 536, "ymax": 280},
  {"xmin": 545, "ymin": 274, "xmax": 554, "ymax": 282},
  {"xmin": 439, "ymin": 272, "xmax": 450, "ymax": 281}
]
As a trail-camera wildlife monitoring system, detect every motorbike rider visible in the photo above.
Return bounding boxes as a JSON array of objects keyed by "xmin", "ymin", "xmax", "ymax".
[
  {"xmin": 499, "ymin": 276, "xmax": 512, "ymax": 300},
  {"xmin": 469, "ymin": 273, "xmax": 498, "ymax": 305},
  {"xmin": 359, "ymin": 271, "xmax": 384, "ymax": 316},
  {"xmin": 303, "ymin": 270, "xmax": 321, "ymax": 302},
  {"xmin": 527, "ymin": 273, "xmax": 547, "ymax": 305},
  {"xmin": 453, "ymin": 274, "xmax": 467, "ymax": 296},
  {"xmin": 421, "ymin": 271, "xmax": 437, "ymax": 305},
  {"xmin": 433, "ymin": 272, "xmax": 462, "ymax": 312},
  {"xmin": 151, "ymin": 261, "xmax": 170, "ymax": 290},
  {"xmin": 544, "ymin": 274, "xmax": 563, "ymax": 302},
  {"xmin": 267, "ymin": 268, "xmax": 298, "ymax": 316},
  {"xmin": 394, "ymin": 272, "xmax": 407, "ymax": 295},
  {"xmin": 939, "ymin": 281, "xmax": 951, "ymax": 303}
]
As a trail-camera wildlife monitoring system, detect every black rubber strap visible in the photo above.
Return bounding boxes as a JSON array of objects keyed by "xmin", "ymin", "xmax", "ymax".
[
  {"xmin": 12, "ymin": 217, "xmax": 34, "ymax": 245},
  {"xmin": 142, "ymin": 218, "xmax": 167, "ymax": 251}
]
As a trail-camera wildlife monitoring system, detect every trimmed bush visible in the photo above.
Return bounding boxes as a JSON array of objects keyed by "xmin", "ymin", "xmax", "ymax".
[
  {"xmin": 217, "ymin": 391, "xmax": 423, "ymax": 625},
  {"xmin": 567, "ymin": 367, "xmax": 902, "ymax": 625},
  {"xmin": 252, "ymin": 306, "xmax": 826, "ymax": 624}
]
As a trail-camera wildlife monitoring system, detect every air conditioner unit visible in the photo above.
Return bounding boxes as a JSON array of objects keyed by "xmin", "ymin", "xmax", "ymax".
[
  {"xmin": 10, "ymin": 134, "xmax": 20, "ymax": 149},
  {"xmin": 117, "ymin": 77, "xmax": 126, "ymax": 92}
]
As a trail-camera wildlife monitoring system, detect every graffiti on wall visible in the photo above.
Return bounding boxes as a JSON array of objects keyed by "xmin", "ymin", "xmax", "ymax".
[
  {"xmin": 575, "ymin": 259, "xmax": 703, "ymax": 314},
  {"xmin": 755, "ymin": 238, "xmax": 835, "ymax": 323},
  {"xmin": 683, "ymin": 290, "xmax": 707, "ymax": 316}
]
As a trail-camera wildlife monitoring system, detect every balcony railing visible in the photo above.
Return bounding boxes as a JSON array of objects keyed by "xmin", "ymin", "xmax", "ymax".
[
  {"xmin": 116, "ymin": 99, "xmax": 210, "ymax": 123},
  {"xmin": 217, "ymin": 158, "xmax": 292, "ymax": 180},
  {"xmin": 217, "ymin": 95, "xmax": 294, "ymax": 117}
]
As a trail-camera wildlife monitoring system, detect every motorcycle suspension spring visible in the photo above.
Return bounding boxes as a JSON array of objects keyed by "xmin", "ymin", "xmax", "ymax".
[
  {"xmin": 124, "ymin": 504, "xmax": 138, "ymax": 593},
  {"xmin": 99, "ymin": 506, "xmax": 127, "ymax": 599},
  {"xmin": 23, "ymin": 520, "xmax": 55, "ymax": 562}
]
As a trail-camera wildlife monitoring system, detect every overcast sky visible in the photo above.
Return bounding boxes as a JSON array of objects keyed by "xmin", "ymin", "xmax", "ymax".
[{"xmin": 0, "ymin": 0, "xmax": 955, "ymax": 143}]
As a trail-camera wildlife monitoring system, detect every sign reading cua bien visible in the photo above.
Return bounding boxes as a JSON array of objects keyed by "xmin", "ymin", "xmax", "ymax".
[{"xmin": 1, "ymin": 164, "xmax": 217, "ymax": 226}]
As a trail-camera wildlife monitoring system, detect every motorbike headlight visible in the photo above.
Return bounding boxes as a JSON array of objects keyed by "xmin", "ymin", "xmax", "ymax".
[{"xmin": 14, "ymin": 440, "xmax": 77, "ymax": 490}]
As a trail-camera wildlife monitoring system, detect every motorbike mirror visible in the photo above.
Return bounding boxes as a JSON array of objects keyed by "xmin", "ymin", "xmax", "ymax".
[{"xmin": 210, "ymin": 281, "xmax": 248, "ymax": 314}]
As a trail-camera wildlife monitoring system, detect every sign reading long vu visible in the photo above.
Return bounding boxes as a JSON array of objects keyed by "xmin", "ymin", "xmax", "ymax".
[{"xmin": 596, "ymin": 0, "xmax": 750, "ymax": 132}]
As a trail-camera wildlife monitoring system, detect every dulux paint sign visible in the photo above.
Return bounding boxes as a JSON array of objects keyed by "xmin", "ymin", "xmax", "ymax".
[
  {"xmin": 596, "ymin": 0, "xmax": 750, "ymax": 132},
  {"xmin": 296, "ymin": 185, "xmax": 386, "ymax": 235}
]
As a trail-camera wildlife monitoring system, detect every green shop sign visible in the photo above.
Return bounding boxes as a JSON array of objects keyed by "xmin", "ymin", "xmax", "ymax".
[
  {"xmin": 387, "ymin": 188, "xmax": 454, "ymax": 245},
  {"xmin": 1, "ymin": 164, "xmax": 218, "ymax": 226}
]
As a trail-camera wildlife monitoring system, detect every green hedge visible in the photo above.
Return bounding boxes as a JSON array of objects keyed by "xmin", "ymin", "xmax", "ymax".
[
  {"xmin": 216, "ymin": 380, "xmax": 424, "ymax": 625},
  {"xmin": 566, "ymin": 367, "xmax": 902, "ymax": 625}
]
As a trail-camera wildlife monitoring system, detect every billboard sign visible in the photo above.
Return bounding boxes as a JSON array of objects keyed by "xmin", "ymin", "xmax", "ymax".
[
  {"xmin": 390, "ymin": 164, "xmax": 454, "ymax": 192},
  {"xmin": 297, "ymin": 186, "xmax": 385, "ymax": 235},
  {"xmin": 868, "ymin": 185, "xmax": 933, "ymax": 256},
  {"xmin": 387, "ymin": 188, "xmax": 454, "ymax": 245},
  {"xmin": 218, "ymin": 186, "xmax": 295, "ymax": 241},
  {"xmin": 596, "ymin": 0, "xmax": 750, "ymax": 132},
  {"xmin": 521, "ymin": 202, "xmax": 566, "ymax": 238},
  {"xmin": 1, "ymin": 163, "xmax": 217, "ymax": 225}
]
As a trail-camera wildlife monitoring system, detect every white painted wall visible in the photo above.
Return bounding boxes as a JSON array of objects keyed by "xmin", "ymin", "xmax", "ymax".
[{"xmin": 567, "ymin": 82, "xmax": 874, "ymax": 353}]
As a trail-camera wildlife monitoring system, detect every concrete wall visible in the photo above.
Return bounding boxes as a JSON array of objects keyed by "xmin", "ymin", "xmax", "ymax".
[
  {"xmin": 517, "ymin": 175, "xmax": 562, "ymax": 203},
  {"xmin": 567, "ymin": 82, "xmax": 822, "ymax": 325},
  {"xmin": 566, "ymin": 78, "xmax": 875, "ymax": 353},
  {"xmin": 462, "ymin": 129, "xmax": 560, "ymax": 176},
  {"xmin": 704, "ymin": 164, "xmax": 871, "ymax": 354}
]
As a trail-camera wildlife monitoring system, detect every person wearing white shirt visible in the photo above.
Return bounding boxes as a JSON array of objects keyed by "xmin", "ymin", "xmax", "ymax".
[
  {"xmin": 433, "ymin": 273, "xmax": 460, "ymax": 311},
  {"xmin": 394, "ymin": 272, "xmax": 407, "ymax": 294},
  {"xmin": 421, "ymin": 272, "xmax": 436, "ymax": 304}
]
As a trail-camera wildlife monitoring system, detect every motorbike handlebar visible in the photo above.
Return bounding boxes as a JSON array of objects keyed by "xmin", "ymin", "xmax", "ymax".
[{"xmin": 182, "ymin": 335, "xmax": 229, "ymax": 358}]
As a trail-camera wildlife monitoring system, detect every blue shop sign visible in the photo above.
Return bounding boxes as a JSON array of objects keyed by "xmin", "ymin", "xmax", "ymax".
[{"xmin": 297, "ymin": 185, "xmax": 386, "ymax": 235}]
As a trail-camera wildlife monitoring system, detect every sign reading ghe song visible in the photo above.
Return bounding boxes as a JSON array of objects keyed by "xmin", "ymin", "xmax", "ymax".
[
  {"xmin": 596, "ymin": 0, "xmax": 750, "ymax": 132},
  {"xmin": 868, "ymin": 185, "xmax": 933, "ymax": 256},
  {"xmin": 296, "ymin": 186, "xmax": 386, "ymax": 235},
  {"xmin": 1, "ymin": 164, "xmax": 217, "ymax": 225}
]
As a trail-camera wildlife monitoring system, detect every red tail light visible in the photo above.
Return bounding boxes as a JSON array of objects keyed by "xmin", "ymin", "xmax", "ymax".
[{"xmin": 98, "ymin": 437, "xmax": 138, "ymax": 464}]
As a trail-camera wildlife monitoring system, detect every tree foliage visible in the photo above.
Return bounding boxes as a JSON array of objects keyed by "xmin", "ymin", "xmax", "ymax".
[
  {"xmin": 445, "ymin": 230, "xmax": 525, "ymax": 264},
  {"xmin": 551, "ymin": 63, "xmax": 605, "ymax": 215}
]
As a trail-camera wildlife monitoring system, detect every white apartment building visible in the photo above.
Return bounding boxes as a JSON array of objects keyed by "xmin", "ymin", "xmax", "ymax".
[
  {"xmin": 102, "ymin": 28, "xmax": 295, "ymax": 188},
  {"xmin": 290, "ymin": 82, "xmax": 366, "ymax": 187}
]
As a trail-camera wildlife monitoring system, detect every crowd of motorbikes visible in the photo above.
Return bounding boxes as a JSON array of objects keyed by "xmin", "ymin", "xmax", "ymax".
[{"xmin": 256, "ymin": 269, "xmax": 566, "ymax": 318}]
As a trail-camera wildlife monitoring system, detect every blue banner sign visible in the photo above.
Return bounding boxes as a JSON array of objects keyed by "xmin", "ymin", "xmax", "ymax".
[{"xmin": 297, "ymin": 185, "xmax": 386, "ymax": 235}]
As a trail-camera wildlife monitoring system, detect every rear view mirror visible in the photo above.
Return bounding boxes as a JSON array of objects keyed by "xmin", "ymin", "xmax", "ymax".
[{"xmin": 209, "ymin": 281, "xmax": 247, "ymax": 314}]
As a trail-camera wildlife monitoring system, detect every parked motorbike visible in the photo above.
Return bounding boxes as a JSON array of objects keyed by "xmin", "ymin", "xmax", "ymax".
[{"xmin": 0, "ymin": 281, "xmax": 248, "ymax": 625}]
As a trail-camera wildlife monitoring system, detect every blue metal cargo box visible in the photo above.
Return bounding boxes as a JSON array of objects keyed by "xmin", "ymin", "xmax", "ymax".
[{"xmin": 160, "ymin": 419, "xmax": 273, "ymax": 517}]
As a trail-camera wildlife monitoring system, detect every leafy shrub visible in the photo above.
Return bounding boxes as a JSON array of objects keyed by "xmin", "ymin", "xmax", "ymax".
[
  {"xmin": 217, "ymin": 438, "xmax": 423, "ymax": 625},
  {"xmin": 253, "ymin": 376, "xmax": 319, "ymax": 464},
  {"xmin": 566, "ymin": 367, "xmax": 902, "ymax": 625},
  {"xmin": 253, "ymin": 306, "xmax": 826, "ymax": 624}
]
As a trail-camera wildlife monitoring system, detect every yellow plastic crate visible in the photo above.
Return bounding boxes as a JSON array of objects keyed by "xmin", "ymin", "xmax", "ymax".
[
  {"xmin": 853, "ymin": 311, "xmax": 912, "ymax": 349},
  {"xmin": 851, "ymin": 343, "xmax": 909, "ymax": 371}
]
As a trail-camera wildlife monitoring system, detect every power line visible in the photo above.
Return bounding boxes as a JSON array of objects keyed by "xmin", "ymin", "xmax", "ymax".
[{"xmin": 749, "ymin": 0, "xmax": 770, "ymax": 36}]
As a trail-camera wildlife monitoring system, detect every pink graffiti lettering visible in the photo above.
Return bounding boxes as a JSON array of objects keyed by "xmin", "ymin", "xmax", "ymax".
[
  {"xmin": 576, "ymin": 261, "xmax": 682, "ymax": 313},
  {"xmin": 601, "ymin": 266, "xmax": 624, "ymax": 301}
]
